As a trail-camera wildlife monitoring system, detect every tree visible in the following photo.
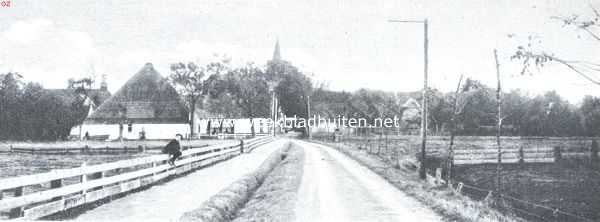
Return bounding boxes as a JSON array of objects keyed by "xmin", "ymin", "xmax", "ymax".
[
  {"xmin": 227, "ymin": 64, "xmax": 271, "ymax": 136},
  {"xmin": 169, "ymin": 60, "xmax": 229, "ymax": 137},
  {"xmin": 0, "ymin": 72, "xmax": 24, "ymax": 139},
  {"xmin": 580, "ymin": 96, "xmax": 600, "ymax": 136},
  {"xmin": 511, "ymin": 5, "xmax": 600, "ymax": 85},
  {"xmin": 275, "ymin": 70, "xmax": 313, "ymax": 119},
  {"xmin": 266, "ymin": 60, "xmax": 313, "ymax": 121}
]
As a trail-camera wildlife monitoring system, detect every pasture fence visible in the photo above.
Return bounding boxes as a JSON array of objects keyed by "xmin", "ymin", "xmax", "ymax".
[{"xmin": 0, "ymin": 136, "xmax": 273, "ymax": 220}]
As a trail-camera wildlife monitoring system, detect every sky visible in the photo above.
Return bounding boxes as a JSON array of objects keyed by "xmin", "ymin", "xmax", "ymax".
[{"xmin": 0, "ymin": 0, "xmax": 599, "ymax": 103}]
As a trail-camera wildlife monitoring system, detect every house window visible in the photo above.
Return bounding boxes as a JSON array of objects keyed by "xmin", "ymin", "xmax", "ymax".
[{"xmin": 128, "ymin": 123, "xmax": 133, "ymax": 132}]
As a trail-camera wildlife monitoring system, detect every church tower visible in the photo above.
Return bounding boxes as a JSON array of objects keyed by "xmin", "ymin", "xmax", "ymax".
[
  {"xmin": 272, "ymin": 40, "xmax": 281, "ymax": 61},
  {"xmin": 100, "ymin": 74, "xmax": 108, "ymax": 91}
]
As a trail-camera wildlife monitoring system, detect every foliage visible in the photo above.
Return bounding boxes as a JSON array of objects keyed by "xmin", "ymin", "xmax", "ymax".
[
  {"xmin": 510, "ymin": 5, "xmax": 600, "ymax": 85},
  {"xmin": 268, "ymin": 61, "xmax": 313, "ymax": 118},
  {"xmin": 169, "ymin": 60, "xmax": 230, "ymax": 135},
  {"xmin": 0, "ymin": 73, "xmax": 90, "ymax": 140}
]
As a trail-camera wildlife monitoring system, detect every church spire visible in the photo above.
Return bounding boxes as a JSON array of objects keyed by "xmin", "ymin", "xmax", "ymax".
[
  {"xmin": 100, "ymin": 74, "xmax": 108, "ymax": 91},
  {"xmin": 273, "ymin": 40, "xmax": 281, "ymax": 61}
]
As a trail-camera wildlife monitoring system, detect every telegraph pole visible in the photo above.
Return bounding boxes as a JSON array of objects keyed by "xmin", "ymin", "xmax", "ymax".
[
  {"xmin": 388, "ymin": 18, "xmax": 429, "ymax": 180},
  {"xmin": 306, "ymin": 95, "xmax": 311, "ymax": 139}
]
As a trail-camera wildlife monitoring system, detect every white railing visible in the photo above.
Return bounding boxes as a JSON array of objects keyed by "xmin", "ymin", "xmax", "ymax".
[{"xmin": 0, "ymin": 136, "xmax": 273, "ymax": 220}]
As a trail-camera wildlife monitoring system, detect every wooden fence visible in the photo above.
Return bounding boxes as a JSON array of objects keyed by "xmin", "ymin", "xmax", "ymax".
[
  {"xmin": 7, "ymin": 145, "xmax": 208, "ymax": 155},
  {"xmin": 0, "ymin": 136, "xmax": 273, "ymax": 220},
  {"xmin": 322, "ymin": 135, "xmax": 599, "ymax": 165}
]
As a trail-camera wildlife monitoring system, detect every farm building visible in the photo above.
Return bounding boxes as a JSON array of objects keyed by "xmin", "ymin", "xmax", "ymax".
[
  {"xmin": 70, "ymin": 63, "xmax": 270, "ymax": 140},
  {"xmin": 71, "ymin": 63, "xmax": 192, "ymax": 140},
  {"xmin": 47, "ymin": 77, "xmax": 112, "ymax": 117}
]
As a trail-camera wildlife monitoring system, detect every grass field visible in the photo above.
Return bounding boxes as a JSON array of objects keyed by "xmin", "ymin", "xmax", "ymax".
[
  {"xmin": 0, "ymin": 139, "xmax": 234, "ymax": 152},
  {"xmin": 455, "ymin": 162, "xmax": 600, "ymax": 221},
  {"xmin": 0, "ymin": 139, "xmax": 235, "ymax": 179},
  {"xmin": 0, "ymin": 152, "xmax": 149, "ymax": 179}
]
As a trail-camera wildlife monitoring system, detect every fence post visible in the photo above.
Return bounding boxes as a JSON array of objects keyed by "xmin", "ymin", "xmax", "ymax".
[
  {"xmin": 455, "ymin": 182, "xmax": 463, "ymax": 194},
  {"xmin": 553, "ymin": 146, "xmax": 562, "ymax": 163},
  {"xmin": 591, "ymin": 140, "xmax": 598, "ymax": 166},
  {"xmin": 240, "ymin": 139, "xmax": 244, "ymax": 153},
  {"xmin": 9, "ymin": 187, "xmax": 24, "ymax": 218},
  {"xmin": 80, "ymin": 163, "xmax": 87, "ymax": 196},
  {"xmin": 518, "ymin": 146, "xmax": 525, "ymax": 167},
  {"xmin": 9, "ymin": 145, "xmax": 12, "ymax": 153}
]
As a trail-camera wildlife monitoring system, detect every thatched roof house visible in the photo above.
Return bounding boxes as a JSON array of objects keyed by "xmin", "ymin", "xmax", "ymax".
[
  {"xmin": 73, "ymin": 63, "xmax": 192, "ymax": 140},
  {"xmin": 84, "ymin": 63, "xmax": 189, "ymax": 124}
]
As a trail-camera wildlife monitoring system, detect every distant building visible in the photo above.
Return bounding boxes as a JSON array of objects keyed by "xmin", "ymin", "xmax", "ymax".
[
  {"xmin": 400, "ymin": 97, "xmax": 421, "ymax": 122},
  {"xmin": 398, "ymin": 97, "xmax": 421, "ymax": 135},
  {"xmin": 46, "ymin": 77, "xmax": 111, "ymax": 117}
]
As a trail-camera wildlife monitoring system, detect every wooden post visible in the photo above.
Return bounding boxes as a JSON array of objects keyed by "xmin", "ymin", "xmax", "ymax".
[
  {"xmin": 306, "ymin": 95, "xmax": 311, "ymax": 140},
  {"xmin": 418, "ymin": 19, "xmax": 429, "ymax": 180},
  {"xmin": 80, "ymin": 163, "xmax": 87, "ymax": 195},
  {"xmin": 9, "ymin": 187, "xmax": 24, "ymax": 218},
  {"xmin": 591, "ymin": 140, "xmax": 598, "ymax": 166},
  {"xmin": 446, "ymin": 75, "xmax": 463, "ymax": 186},
  {"xmin": 493, "ymin": 49, "xmax": 502, "ymax": 193},
  {"xmin": 519, "ymin": 146, "xmax": 525, "ymax": 167},
  {"xmin": 554, "ymin": 146, "xmax": 562, "ymax": 163},
  {"xmin": 435, "ymin": 168, "xmax": 443, "ymax": 185}
]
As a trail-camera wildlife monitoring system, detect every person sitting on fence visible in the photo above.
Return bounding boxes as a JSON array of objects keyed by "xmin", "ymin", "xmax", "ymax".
[{"xmin": 163, "ymin": 134, "xmax": 183, "ymax": 166}]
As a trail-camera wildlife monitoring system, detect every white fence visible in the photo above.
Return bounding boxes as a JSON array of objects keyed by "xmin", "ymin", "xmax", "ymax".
[{"xmin": 0, "ymin": 136, "xmax": 273, "ymax": 220}]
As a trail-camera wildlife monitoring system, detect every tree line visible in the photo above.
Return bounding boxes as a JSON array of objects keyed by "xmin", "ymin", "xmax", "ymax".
[
  {"xmin": 169, "ymin": 58, "xmax": 313, "ymax": 136},
  {"xmin": 3, "ymin": 57, "xmax": 599, "ymax": 140},
  {"xmin": 0, "ymin": 73, "xmax": 89, "ymax": 140},
  {"xmin": 311, "ymin": 79, "xmax": 600, "ymax": 137}
]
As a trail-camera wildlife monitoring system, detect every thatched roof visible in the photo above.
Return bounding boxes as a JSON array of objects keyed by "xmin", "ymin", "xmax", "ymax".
[{"xmin": 84, "ymin": 63, "xmax": 189, "ymax": 124}]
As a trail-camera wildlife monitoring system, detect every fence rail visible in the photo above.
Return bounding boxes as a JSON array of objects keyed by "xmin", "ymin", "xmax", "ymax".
[
  {"xmin": 7, "ymin": 145, "xmax": 203, "ymax": 155},
  {"xmin": 0, "ymin": 136, "xmax": 273, "ymax": 220},
  {"xmin": 319, "ymin": 134, "xmax": 598, "ymax": 165}
]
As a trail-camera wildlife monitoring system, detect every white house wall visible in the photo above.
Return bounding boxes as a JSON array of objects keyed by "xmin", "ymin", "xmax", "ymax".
[
  {"xmin": 197, "ymin": 118, "xmax": 271, "ymax": 135},
  {"xmin": 75, "ymin": 123, "xmax": 190, "ymax": 140}
]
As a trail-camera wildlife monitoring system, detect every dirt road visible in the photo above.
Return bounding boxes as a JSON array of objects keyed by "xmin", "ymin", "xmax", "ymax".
[{"xmin": 293, "ymin": 140, "xmax": 441, "ymax": 222}]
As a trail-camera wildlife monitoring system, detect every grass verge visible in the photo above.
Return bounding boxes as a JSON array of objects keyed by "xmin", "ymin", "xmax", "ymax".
[
  {"xmin": 179, "ymin": 141, "xmax": 291, "ymax": 222},
  {"xmin": 232, "ymin": 142, "xmax": 304, "ymax": 222}
]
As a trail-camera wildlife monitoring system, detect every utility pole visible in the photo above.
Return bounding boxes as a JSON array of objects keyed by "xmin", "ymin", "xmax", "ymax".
[
  {"xmin": 494, "ymin": 49, "xmax": 502, "ymax": 192},
  {"xmin": 268, "ymin": 82, "xmax": 277, "ymax": 137},
  {"xmin": 274, "ymin": 94, "xmax": 278, "ymax": 137},
  {"xmin": 388, "ymin": 18, "xmax": 429, "ymax": 180},
  {"xmin": 306, "ymin": 95, "xmax": 311, "ymax": 139}
]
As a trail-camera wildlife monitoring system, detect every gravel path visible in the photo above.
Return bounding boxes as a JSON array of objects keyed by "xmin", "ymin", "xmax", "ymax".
[{"xmin": 293, "ymin": 140, "xmax": 442, "ymax": 222}]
